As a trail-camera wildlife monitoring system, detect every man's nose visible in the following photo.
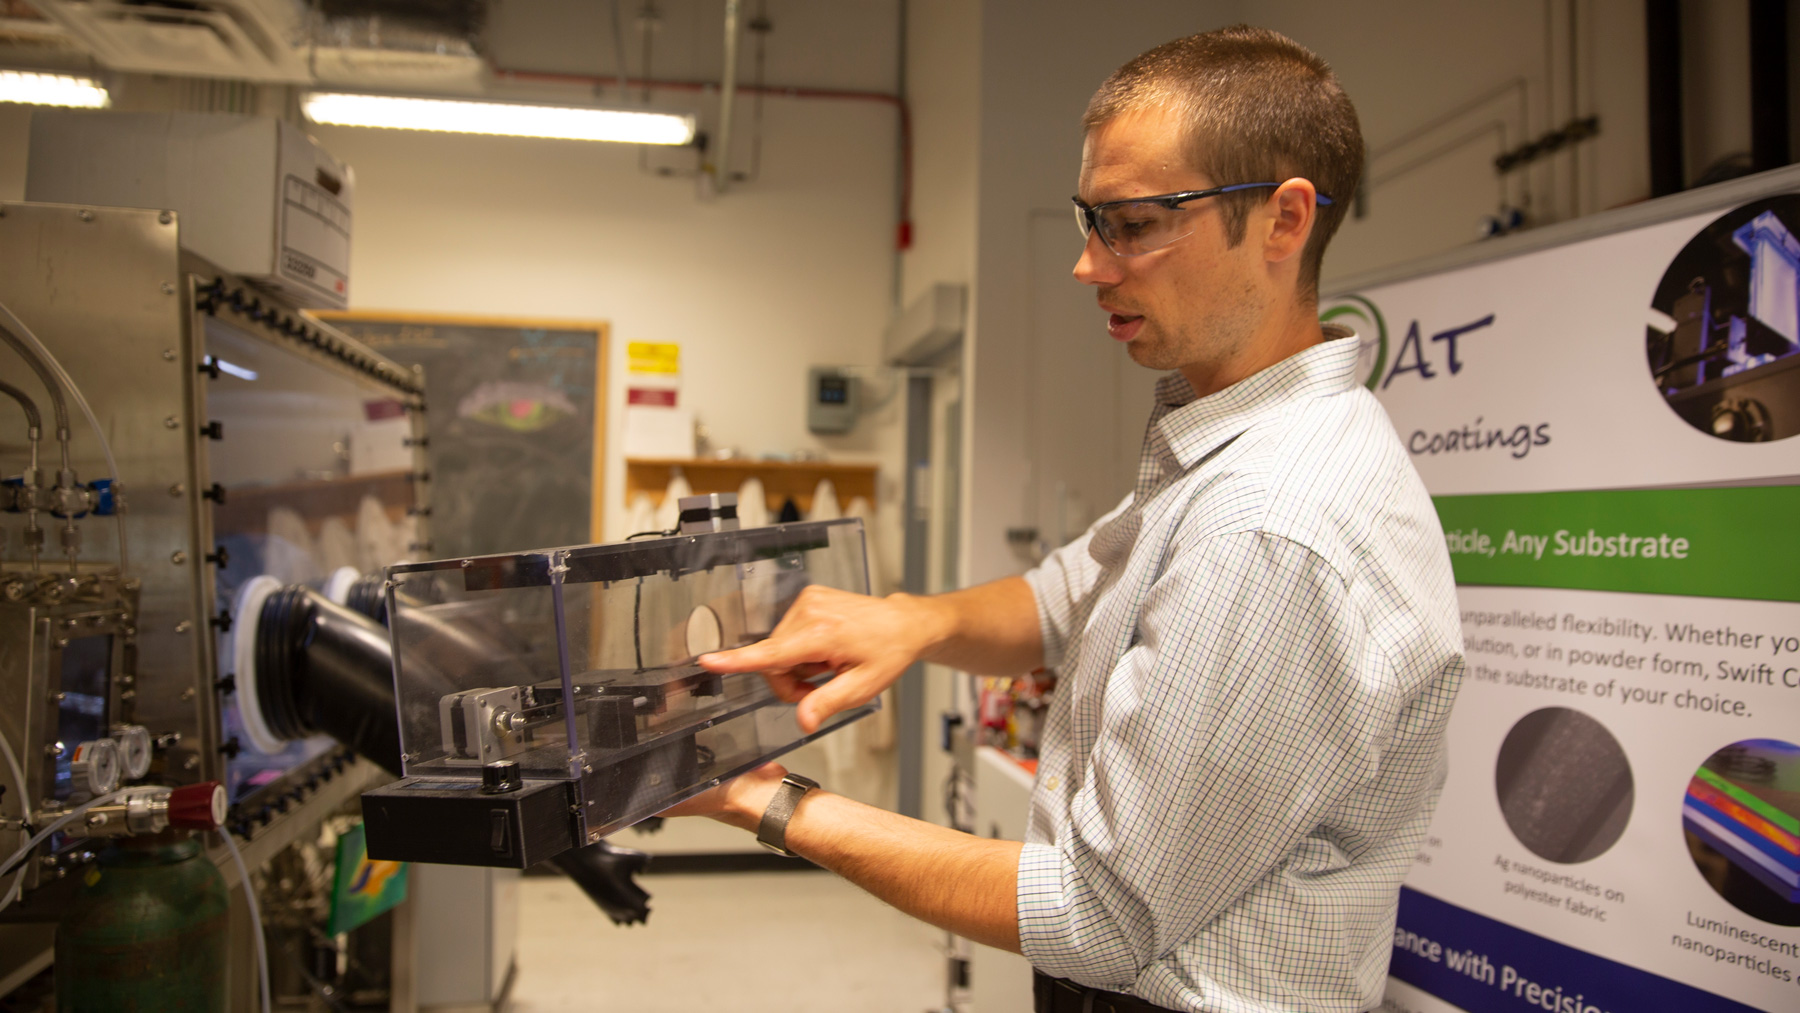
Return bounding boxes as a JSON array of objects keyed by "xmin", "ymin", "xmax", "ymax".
[{"xmin": 1073, "ymin": 229, "xmax": 1122, "ymax": 286}]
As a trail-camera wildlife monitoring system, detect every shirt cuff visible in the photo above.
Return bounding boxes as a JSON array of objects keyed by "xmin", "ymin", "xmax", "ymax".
[{"xmin": 1016, "ymin": 842, "xmax": 1138, "ymax": 988}]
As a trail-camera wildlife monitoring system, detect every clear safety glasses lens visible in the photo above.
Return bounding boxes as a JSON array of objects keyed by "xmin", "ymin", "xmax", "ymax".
[{"xmin": 1074, "ymin": 201, "xmax": 1195, "ymax": 257}]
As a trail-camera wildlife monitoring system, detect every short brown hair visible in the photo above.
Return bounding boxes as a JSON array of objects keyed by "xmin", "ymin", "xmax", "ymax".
[{"xmin": 1083, "ymin": 25, "xmax": 1362, "ymax": 301}]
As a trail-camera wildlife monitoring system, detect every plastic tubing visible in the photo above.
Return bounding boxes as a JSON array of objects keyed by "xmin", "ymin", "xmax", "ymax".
[
  {"xmin": 0, "ymin": 788, "xmax": 132, "ymax": 911},
  {"xmin": 0, "ymin": 298, "xmax": 128, "ymax": 569},
  {"xmin": 215, "ymin": 828, "xmax": 271, "ymax": 1013}
]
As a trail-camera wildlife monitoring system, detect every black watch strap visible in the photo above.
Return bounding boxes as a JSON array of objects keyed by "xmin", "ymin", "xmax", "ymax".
[{"xmin": 756, "ymin": 773, "xmax": 820, "ymax": 857}]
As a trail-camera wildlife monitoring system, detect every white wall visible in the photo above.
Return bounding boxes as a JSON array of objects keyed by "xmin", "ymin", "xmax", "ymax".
[{"xmin": 306, "ymin": 94, "xmax": 901, "ymax": 544}]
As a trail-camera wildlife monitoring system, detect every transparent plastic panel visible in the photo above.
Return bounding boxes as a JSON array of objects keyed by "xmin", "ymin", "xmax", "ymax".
[
  {"xmin": 204, "ymin": 314, "xmax": 417, "ymax": 802},
  {"xmin": 387, "ymin": 519, "xmax": 874, "ymax": 836}
]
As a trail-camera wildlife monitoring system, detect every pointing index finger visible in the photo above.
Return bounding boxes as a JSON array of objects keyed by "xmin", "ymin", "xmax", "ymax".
[{"xmin": 699, "ymin": 636, "xmax": 818, "ymax": 675}]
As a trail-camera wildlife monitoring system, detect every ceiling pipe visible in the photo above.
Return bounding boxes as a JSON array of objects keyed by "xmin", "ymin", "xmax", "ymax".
[{"xmin": 711, "ymin": 0, "xmax": 743, "ymax": 193}]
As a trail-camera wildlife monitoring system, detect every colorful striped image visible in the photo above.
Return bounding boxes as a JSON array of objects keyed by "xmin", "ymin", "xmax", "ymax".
[{"xmin": 1683, "ymin": 738, "xmax": 1800, "ymax": 926}]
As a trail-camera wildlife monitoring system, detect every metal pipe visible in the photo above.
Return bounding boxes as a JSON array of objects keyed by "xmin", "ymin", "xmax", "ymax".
[
  {"xmin": 608, "ymin": 0, "xmax": 630, "ymax": 101},
  {"xmin": 0, "ymin": 298, "xmax": 128, "ymax": 571},
  {"xmin": 1645, "ymin": 0, "xmax": 1683, "ymax": 197},
  {"xmin": 713, "ymin": 0, "xmax": 743, "ymax": 193}
]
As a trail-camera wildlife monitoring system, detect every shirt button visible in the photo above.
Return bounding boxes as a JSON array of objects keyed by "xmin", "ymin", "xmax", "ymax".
[{"xmin": 1045, "ymin": 776, "xmax": 1059, "ymax": 791}]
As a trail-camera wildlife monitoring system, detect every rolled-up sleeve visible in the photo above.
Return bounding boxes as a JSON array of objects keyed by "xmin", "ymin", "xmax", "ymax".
[
  {"xmin": 1018, "ymin": 529, "xmax": 1398, "ymax": 988},
  {"xmin": 1022, "ymin": 497, "xmax": 1131, "ymax": 669}
]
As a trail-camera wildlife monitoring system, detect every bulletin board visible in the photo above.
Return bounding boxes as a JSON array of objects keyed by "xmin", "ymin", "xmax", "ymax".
[{"xmin": 313, "ymin": 310, "xmax": 608, "ymax": 560}]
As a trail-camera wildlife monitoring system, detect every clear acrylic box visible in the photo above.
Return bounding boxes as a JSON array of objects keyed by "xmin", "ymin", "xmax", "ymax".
[{"xmin": 361, "ymin": 518, "xmax": 874, "ymax": 867}]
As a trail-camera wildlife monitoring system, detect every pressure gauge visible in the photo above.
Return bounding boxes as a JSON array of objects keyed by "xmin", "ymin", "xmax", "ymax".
[
  {"xmin": 111, "ymin": 723, "xmax": 153, "ymax": 781},
  {"xmin": 69, "ymin": 738, "xmax": 121, "ymax": 798}
]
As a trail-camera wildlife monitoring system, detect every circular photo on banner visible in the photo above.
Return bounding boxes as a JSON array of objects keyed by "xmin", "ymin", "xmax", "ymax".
[
  {"xmin": 1646, "ymin": 195, "xmax": 1800, "ymax": 443},
  {"xmin": 1683, "ymin": 738, "xmax": 1800, "ymax": 926},
  {"xmin": 1495, "ymin": 707, "xmax": 1634, "ymax": 863}
]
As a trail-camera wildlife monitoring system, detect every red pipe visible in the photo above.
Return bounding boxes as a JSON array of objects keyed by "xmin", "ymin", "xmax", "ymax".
[{"xmin": 491, "ymin": 66, "xmax": 914, "ymax": 251}]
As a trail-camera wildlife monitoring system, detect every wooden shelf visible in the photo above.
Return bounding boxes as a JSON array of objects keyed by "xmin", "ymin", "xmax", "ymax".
[{"xmin": 625, "ymin": 458, "xmax": 876, "ymax": 516}]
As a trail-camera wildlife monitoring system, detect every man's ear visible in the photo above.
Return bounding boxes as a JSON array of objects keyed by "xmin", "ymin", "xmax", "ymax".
[{"xmin": 1263, "ymin": 178, "xmax": 1318, "ymax": 265}]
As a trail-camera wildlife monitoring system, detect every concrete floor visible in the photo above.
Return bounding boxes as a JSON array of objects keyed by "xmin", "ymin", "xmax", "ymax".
[{"xmin": 508, "ymin": 869, "xmax": 953, "ymax": 1013}]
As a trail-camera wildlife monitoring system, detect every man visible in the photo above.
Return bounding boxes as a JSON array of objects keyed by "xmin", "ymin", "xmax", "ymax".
[{"xmin": 671, "ymin": 25, "xmax": 1464, "ymax": 1013}]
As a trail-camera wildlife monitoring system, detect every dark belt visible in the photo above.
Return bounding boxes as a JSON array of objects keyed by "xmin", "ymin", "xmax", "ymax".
[{"xmin": 1033, "ymin": 971, "xmax": 1182, "ymax": 1013}]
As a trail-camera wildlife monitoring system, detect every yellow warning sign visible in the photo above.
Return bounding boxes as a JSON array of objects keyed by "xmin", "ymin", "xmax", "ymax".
[{"xmin": 627, "ymin": 342, "xmax": 680, "ymax": 374}]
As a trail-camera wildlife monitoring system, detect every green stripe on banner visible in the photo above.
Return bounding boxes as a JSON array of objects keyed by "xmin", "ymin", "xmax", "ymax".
[{"xmin": 1432, "ymin": 485, "xmax": 1800, "ymax": 602}]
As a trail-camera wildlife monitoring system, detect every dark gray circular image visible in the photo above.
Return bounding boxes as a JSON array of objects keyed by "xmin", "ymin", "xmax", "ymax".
[{"xmin": 1495, "ymin": 707, "xmax": 1634, "ymax": 863}]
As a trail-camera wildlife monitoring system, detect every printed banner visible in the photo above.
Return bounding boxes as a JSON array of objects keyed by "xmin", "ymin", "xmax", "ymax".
[{"xmin": 1332, "ymin": 176, "xmax": 1800, "ymax": 1013}]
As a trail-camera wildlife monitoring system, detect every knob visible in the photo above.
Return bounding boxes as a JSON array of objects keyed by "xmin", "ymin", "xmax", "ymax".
[
  {"xmin": 168, "ymin": 782, "xmax": 226, "ymax": 830},
  {"xmin": 481, "ymin": 759, "xmax": 522, "ymax": 794}
]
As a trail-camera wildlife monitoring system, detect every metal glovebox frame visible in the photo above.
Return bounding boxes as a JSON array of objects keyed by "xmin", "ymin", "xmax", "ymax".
[
  {"xmin": 0, "ymin": 199, "xmax": 426, "ymax": 901},
  {"xmin": 361, "ymin": 518, "xmax": 876, "ymax": 868}
]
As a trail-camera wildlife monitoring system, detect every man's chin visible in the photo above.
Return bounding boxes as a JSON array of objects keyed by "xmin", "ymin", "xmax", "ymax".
[{"xmin": 1122, "ymin": 333, "xmax": 1176, "ymax": 371}]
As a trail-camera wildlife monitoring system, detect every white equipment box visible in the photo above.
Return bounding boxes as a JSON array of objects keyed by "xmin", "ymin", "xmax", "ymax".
[{"xmin": 26, "ymin": 111, "xmax": 354, "ymax": 309}]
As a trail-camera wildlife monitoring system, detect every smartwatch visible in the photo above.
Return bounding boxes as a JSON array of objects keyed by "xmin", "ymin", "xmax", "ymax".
[{"xmin": 756, "ymin": 772, "xmax": 820, "ymax": 857}]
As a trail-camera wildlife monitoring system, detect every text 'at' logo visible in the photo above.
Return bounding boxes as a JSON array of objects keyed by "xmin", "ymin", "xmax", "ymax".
[{"xmin": 1324, "ymin": 296, "xmax": 1498, "ymax": 389}]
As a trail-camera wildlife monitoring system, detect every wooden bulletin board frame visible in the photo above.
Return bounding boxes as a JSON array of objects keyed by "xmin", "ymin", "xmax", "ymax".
[{"xmin": 313, "ymin": 310, "xmax": 610, "ymax": 550}]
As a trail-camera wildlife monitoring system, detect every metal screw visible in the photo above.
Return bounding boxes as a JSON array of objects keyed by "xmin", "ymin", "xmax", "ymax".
[
  {"xmin": 179, "ymin": 687, "xmax": 195, "ymax": 701},
  {"xmin": 183, "ymin": 755, "xmax": 198, "ymax": 771},
  {"xmin": 61, "ymin": 618, "xmax": 77, "ymax": 629},
  {"xmin": 55, "ymin": 638, "xmax": 67, "ymax": 648},
  {"xmin": 170, "ymin": 551, "xmax": 186, "ymax": 565},
  {"xmin": 119, "ymin": 689, "xmax": 135, "ymax": 701},
  {"xmin": 174, "ymin": 620, "xmax": 191, "ymax": 634},
  {"xmin": 159, "ymin": 282, "xmax": 174, "ymax": 295},
  {"xmin": 157, "ymin": 210, "xmax": 172, "ymax": 225},
  {"xmin": 41, "ymin": 855, "xmax": 56, "ymax": 868},
  {"xmin": 54, "ymin": 692, "xmax": 66, "ymax": 703},
  {"xmin": 169, "ymin": 483, "xmax": 185, "ymax": 496},
  {"xmin": 461, "ymin": 559, "xmax": 473, "ymax": 568},
  {"xmin": 86, "ymin": 814, "xmax": 105, "ymax": 827},
  {"xmin": 161, "ymin": 349, "xmax": 177, "ymax": 361},
  {"xmin": 76, "ymin": 209, "xmax": 93, "ymax": 222},
  {"xmin": 163, "ymin": 416, "xmax": 179, "ymax": 429}
]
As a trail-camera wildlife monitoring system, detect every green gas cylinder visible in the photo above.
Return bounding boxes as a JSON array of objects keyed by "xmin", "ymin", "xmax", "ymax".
[{"xmin": 54, "ymin": 833, "xmax": 230, "ymax": 1012}]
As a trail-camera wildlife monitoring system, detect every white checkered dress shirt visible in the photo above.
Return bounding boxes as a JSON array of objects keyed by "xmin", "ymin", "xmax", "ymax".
[{"xmin": 1017, "ymin": 328, "xmax": 1465, "ymax": 1012}]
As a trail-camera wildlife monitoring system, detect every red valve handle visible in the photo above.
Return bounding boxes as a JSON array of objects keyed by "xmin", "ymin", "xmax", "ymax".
[{"xmin": 168, "ymin": 781, "xmax": 227, "ymax": 831}]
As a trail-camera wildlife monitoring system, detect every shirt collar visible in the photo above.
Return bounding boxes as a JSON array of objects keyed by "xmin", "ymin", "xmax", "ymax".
[{"xmin": 1148, "ymin": 323, "xmax": 1362, "ymax": 472}]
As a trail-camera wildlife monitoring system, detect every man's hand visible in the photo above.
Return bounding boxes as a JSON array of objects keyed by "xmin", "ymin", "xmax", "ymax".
[
  {"xmin": 699, "ymin": 586, "xmax": 951, "ymax": 732},
  {"xmin": 658, "ymin": 762, "xmax": 788, "ymax": 832}
]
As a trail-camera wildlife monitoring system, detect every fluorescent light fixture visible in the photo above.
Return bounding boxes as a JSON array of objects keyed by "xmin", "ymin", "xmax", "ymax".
[
  {"xmin": 301, "ymin": 92, "xmax": 696, "ymax": 146},
  {"xmin": 0, "ymin": 70, "xmax": 109, "ymax": 109},
  {"xmin": 214, "ymin": 358, "xmax": 258, "ymax": 382}
]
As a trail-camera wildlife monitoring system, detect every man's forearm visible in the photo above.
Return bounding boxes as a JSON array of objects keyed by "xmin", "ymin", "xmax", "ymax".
[
  {"xmin": 906, "ymin": 575, "xmax": 1044, "ymax": 677},
  {"xmin": 719, "ymin": 782, "xmax": 1023, "ymax": 953}
]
